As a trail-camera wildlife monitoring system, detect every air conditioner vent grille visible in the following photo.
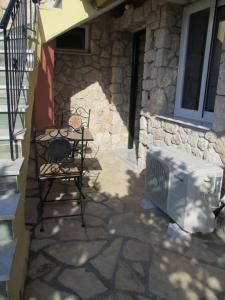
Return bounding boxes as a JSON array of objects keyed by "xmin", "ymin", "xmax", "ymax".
[{"xmin": 145, "ymin": 156, "xmax": 169, "ymax": 212}]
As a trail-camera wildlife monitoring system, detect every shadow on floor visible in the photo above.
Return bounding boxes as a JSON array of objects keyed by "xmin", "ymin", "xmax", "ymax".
[{"xmin": 24, "ymin": 150, "xmax": 225, "ymax": 300}]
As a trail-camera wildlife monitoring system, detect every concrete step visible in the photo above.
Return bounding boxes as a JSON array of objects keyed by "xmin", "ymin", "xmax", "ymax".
[
  {"xmin": 0, "ymin": 113, "xmax": 24, "ymax": 131},
  {"xmin": 0, "ymin": 84, "xmax": 29, "ymax": 104},
  {"xmin": 0, "ymin": 157, "xmax": 24, "ymax": 176},
  {"xmin": 0, "ymin": 158, "xmax": 24, "ymax": 194},
  {"xmin": 0, "ymin": 128, "xmax": 26, "ymax": 140},
  {"xmin": 0, "ymin": 129, "xmax": 26, "ymax": 159},
  {"xmin": 0, "ymin": 45, "xmax": 33, "ymax": 69},
  {"xmin": 0, "ymin": 69, "xmax": 29, "ymax": 86},
  {"xmin": 0, "ymin": 88, "xmax": 27, "ymax": 106},
  {"xmin": 0, "ymin": 239, "xmax": 17, "ymax": 299},
  {"xmin": 0, "ymin": 37, "xmax": 28, "ymax": 51},
  {"xmin": 0, "ymin": 108, "xmax": 27, "ymax": 130},
  {"xmin": 0, "ymin": 104, "xmax": 28, "ymax": 113},
  {"xmin": 0, "ymin": 192, "xmax": 20, "ymax": 241}
]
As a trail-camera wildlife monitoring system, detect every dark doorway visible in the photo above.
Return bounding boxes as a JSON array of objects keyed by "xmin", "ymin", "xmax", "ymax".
[{"xmin": 128, "ymin": 29, "xmax": 146, "ymax": 155}]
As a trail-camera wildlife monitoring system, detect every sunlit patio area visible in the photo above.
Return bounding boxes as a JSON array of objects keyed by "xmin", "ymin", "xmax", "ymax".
[
  {"xmin": 24, "ymin": 150, "xmax": 225, "ymax": 300},
  {"xmin": 2, "ymin": 0, "xmax": 225, "ymax": 299}
]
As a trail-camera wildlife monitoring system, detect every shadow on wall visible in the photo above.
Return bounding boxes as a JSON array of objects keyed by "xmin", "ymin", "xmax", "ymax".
[
  {"xmin": 53, "ymin": 13, "xmax": 134, "ymax": 150},
  {"xmin": 33, "ymin": 42, "xmax": 55, "ymax": 130},
  {"xmin": 24, "ymin": 146, "xmax": 225, "ymax": 300}
]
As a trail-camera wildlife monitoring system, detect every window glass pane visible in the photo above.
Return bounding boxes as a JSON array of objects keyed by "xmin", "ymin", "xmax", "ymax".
[
  {"xmin": 205, "ymin": 5, "xmax": 225, "ymax": 112},
  {"xmin": 56, "ymin": 28, "xmax": 86, "ymax": 50},
  {"xmin": 182, "ymin": 9, "xmax": 209, "ymax": 110}
]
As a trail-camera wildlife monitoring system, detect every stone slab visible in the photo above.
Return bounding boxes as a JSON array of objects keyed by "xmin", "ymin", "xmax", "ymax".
[
  {"xmin": 149, "ymin": 250, "xmax": 225, "ymax": 300},
  {"xmin": 24, "ymin": 279, "xmax": 79, "ymax": 300},
  {"xmin": 91, "ymin": 238, "xmax": 122, "ymax": 279},
  {"xmin": 58, "ymin": 268, "xmax": 107, "ymax": 299},
  {"xmin": 45, "ymin": 240, "xmax": 107, "ymax": 266},
  {"xmin": 108, "ymin": 211, "xmax": 168, "ymax": 245},
  {"xmin": 115, "ymin": 260, "xmax": 145, "ymax": 294},
  {"xmin": 123, "ymin": 239, "xmax": 152, "ymax": 262}
]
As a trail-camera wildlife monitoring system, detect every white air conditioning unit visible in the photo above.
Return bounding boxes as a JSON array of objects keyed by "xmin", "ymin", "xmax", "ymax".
[{"xmin": 145, "ymin": 147, "xmax": 223, "ymax": 233}]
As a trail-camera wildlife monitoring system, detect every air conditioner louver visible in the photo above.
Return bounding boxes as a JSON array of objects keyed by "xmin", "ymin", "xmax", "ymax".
[{"xmin": 145, "ymin": 155, "xmax": 169, "ymax": 212}]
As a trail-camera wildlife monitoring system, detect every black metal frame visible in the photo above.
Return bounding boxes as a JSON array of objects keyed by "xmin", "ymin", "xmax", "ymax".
[
  {"xmin": 34, "ymin": 126, "xmax": 86, "ymax": 231},
  {"xmin": 61, "ymin": 105, "xmax": 91, "ymax": 129},
  {"xmin": 0, "ymin": 0, "xmax": 37, "ymax": 160},
  {"xmin": 61, "ymin": 105, "xmax": 91, "ymax": 160}
]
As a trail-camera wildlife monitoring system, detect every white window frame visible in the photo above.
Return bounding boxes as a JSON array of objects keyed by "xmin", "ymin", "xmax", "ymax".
[{"xmin": 174, "ymin": 0, "xmax": 225, "ymax": 123}]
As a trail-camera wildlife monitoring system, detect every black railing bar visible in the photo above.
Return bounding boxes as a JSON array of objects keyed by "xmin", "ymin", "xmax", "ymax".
[
  {"xmin": 0, "ymin": 0, "xmax": 16, "ymax": 29},
  {"xmin": 29, "ymin": 0, "xmax": 32, "ymax": 29},
  {"xmin": 3, "ymin": 3, "xmax": 21, "ymax": 37},
  {"xmin": 18, "ymin": 5, "xmax": 23, "ymax": 101},
  {"xmin": 24, "ymin": 26, "xmax": 28, "ymax": 74},
  {"xmin": 3, "ymin": 35, "xmax": 27, "ymax": 41},
  {"xmin": 2, "ymin": 0, "xmax": 31, "ymax": 160},
  {"xmin": 19, "ymin": 6, "xmax": 25, "ymax": 109},
  {"xmin": 0, "ymin": 49, "xmax": 28, "ymax": 54},
  {"xmin": 0, "ymin": 68, "xmax": 29, "ymax": 73},
  {"xmin": 14, "ymin": 3, "xmax": 20, "ymax": 111},
  {"xmin": 24, "ymin": 0, "xmax": 27, "ymax": 37},
  {"xmin": 7, "ymin": 37, "xmax": 13, "ymax": 114},
  {"xmin": 11, "ymin": 28, "xmax": 17, "ymax": 120},
  {"xmin": 8, "ymin": 38, "xmax": 14, "ymax": 116},
  {"xmin": 21, "ymin": 26, "xmax": 25, "ymax": 79},
  {"xmin": 16, "ymin": 4, "xmax": 26, "ymax": 127},
  {"xmin": 33, "ymin": 1, "xmax": 37, "ymax": 27},
  {"xmin": 21, "ymin": 5, "xmax": 25, "ymax": 73},
  {"xmin": 4, "ymin": 28, "xmax": 15, "ymax": 160},
  {"xmin": 4, "ymin": 22, "xmax": 25, "ymax": 40},
  {"xmin": 9, "ymin": 27, "xmax": 14, "ymax": 116},
  {"xmin": 11, "ymin": 40, "xmax": 16, "ymax": 119},
  {"xmin": 0, "ymin": 84, "xmax": 28, "ymax": 89},
  {"xmin": 14, "ymin": 8, "xmax": 19, "ymax": 117}
]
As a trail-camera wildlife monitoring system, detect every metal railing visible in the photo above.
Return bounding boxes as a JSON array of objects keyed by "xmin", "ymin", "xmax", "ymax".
[{"xmin": 0, "ymin": 0, "xmax": 37, "ymax": 160}]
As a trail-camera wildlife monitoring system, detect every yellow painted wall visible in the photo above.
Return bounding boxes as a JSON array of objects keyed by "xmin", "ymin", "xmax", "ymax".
[
  {"xmin": 39, "ymin": 0, "xmax": 124, "ymax": 42},
  {"xmin": 6, "ymin": 25, "xmax": 43, "ymax": 300}
]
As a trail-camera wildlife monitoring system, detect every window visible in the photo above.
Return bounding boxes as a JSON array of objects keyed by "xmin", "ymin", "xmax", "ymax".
[
  {"xmin": 175, "ymin": 0, "xmax": 225, "ymax": 123},
  {"xmin": 55, "ymin": 26, "xmax": 89, "ymax": 52}
]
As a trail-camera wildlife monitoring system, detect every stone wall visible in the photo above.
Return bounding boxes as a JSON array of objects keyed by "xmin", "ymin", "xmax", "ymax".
[
  {"xmin": 111, "ymin": 0, "xmax": 225, "ymax": 174},
  {"xmin": 54, "ymin": 0, "xmax": 225, "ymax": 176},
  {"xmin": 139, "ymin": 116, "xmax": 224, "ymax": 165},
  {"xmin": 54, "ymin": 14, "xmax": 113, "ymax": 148},
  {"xmin": 54, "ymin": 14, "xmax": 133, "ymax": 149},
  {"xmin": 133, "ymin": 1, "xmax": 225, "ymax": 173},
  {"xmin": 111, "ymin": 0, "xmax": 184, "ymax": 167},
  {"xmin": 110, "ymin": 31, "xmax": 132, "ymax": 148}
]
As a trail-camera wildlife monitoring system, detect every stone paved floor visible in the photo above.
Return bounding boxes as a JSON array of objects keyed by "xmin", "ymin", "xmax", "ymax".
[{"xmin": 24, "ymin": 150, "xmax": 225, "ymax": 300}]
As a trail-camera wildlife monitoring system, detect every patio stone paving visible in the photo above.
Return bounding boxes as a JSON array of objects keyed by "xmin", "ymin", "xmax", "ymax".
[{"xmin": 24, "ymin": 150, "xmax": 225, "ymax": 300}]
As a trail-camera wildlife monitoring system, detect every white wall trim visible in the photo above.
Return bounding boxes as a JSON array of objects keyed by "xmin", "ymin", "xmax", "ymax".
[{"xmin": 174, "ymin": 0, "xmax": 217, "ymax": 123}]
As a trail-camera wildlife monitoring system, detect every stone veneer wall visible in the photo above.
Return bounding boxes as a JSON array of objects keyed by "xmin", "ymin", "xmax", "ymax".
[
  {"xmin": 111, "ymin": 0, "xmax": 225, "ymax": 173},
  {"xmin": 54, "ymin": 14, "xmax": 112, "ymax": 147},
  {"xmin": 110, "ymin": 31, "xmax": 132, "ymax": 148},
  {"xmin": 54, "ymin": 14, "xmax": 132, "ymax": 149},
  {"xmin": 54, "ymin": 0, "xmax": 225, "ymax": 176}
]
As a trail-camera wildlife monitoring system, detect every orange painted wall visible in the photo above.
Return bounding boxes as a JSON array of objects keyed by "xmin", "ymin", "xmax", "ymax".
[{"xmin": 33, "ymin": 42, "xmax": 54, "ymax": 129}]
